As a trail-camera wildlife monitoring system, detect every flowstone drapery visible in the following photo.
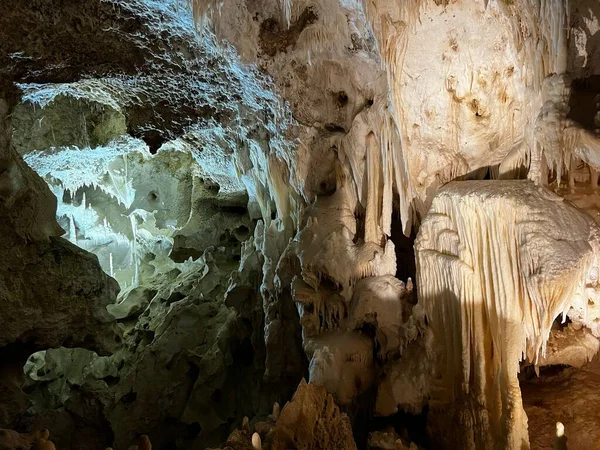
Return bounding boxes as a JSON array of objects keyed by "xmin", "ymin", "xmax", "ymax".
[{"xmin": 416, "ymin": 180, "xmax": 600, "ymax": 449}]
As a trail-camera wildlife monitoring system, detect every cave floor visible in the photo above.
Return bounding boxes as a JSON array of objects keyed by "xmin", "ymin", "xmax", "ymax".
[{"xmin": 522, "ymin": 358, "xmax": 600, "ymax": 450}]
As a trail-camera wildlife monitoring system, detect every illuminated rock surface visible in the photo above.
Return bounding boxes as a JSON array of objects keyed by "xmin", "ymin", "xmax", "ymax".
[{"xmin": 0, "ymin": 0, "xmax": 600, "ymax": 449}]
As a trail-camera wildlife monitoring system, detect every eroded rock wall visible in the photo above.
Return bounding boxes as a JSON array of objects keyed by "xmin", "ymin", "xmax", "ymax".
[
  {"xmin": 2, "ymin": 0, "xmax": 305, "ymax": 448},
  {"xmin": 0, "ymin": 92, "xmax": 119, "ymax": 428}
]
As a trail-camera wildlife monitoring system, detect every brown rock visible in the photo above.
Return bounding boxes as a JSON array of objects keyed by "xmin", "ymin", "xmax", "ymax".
[
  {"xmin": 269, "ymin": 379, "xmax": 357, "ymax": 450},
  {"xmin": 0, "ymin": 429, "xmax": 56, "ymax": 450}
]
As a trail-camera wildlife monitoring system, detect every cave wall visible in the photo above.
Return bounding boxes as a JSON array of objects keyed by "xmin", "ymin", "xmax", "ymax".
[
  {"xmin": 1, "ymin": 0, "xmax": 306, "ymax": 448},
  {"xmin": 1, "ymin": 0, "xmax": 600, "ymax": 449},
  {"xmin": 0, "ymin": 96, "xmax": 119, "ymax": 427},
  {"xmin": 194, "ymin": 0, "xmax": 600, "ymax": 448}
]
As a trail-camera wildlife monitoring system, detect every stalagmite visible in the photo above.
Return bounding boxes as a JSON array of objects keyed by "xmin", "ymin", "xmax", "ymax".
[
  {"xmin": 130, "ymin": 214, "xmax": 139, "ymax": 287},
  {"xmin": 271, "ymin": 402, "xmax": 280, "ymax": 421},
  {"xmin": 69, "ymin": 214, "xmax": 77, "ymax": 245},
  {"xmin": 251, "ymin": 432, "xmax": 261, "ymax": 450},
  {"xmin": 554, "ymin": 422, "xmax": 567, "ymax": 450}
]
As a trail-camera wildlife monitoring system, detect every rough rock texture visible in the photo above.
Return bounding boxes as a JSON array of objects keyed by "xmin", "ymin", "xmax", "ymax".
[
  {"xmin": 209, "ymin": 379, "xmax": 357, "ymax": 450},
  {"xmin": 16, "ymin": 161, "xmax": 291, "ymax": 449},
  {"xmin": 3, "ymin": 2, "xmax": 306, "ymax": 448},
  {"xmin": 267, "ymin": 379, "xmax": 357, "ymax": 450},
  {"xmin": 0, "ymin": 93, "xmax": 118, "ymax": 428}
]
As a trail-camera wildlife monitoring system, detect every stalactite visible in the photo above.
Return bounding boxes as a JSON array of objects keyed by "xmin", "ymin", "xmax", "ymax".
[
  {"xmin": 69, "ymin": 215, "xmax": 77, "ymax": 245},
  {"xmin": 380, "ymin": 122, "xmax": 393, "ymax": 237},
  {"xmin": 364, "ymin": 132, "xmax": 383, "ymax": 245},
  {"xmin": 292, "ymin": 0, "xmax": 350, "ymax": 61},
  {"xmin": 281, "ymin": 0, "xmax": 292, "ymax": 27},
  {"xmin": 130, "ymin": 214, "xmax": 139, "ymax": 287},
  {"xmin": 355, "ymin": 0, "xmax": 436, "ymax": 232},
  {"xmin": 189, "ymin": 0, "xmax": 220, "ymax": 30}
]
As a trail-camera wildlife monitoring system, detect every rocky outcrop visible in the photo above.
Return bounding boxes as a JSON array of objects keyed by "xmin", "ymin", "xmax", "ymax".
[
  {"xmin": 0, "ymin": 96, "xmax": 119, "ymax": 427},
  {"xmin": 209, "ymin": 379, "xmax": 357, "ymax": 450},
  {"xmin": 2, "ymin": 2, "xmax": 306, "ymax": 448},
  {"xmin": 267, "ymin": 379, "xmax": 357, "ymax": 450},
  {"xmin": 0, "ymin": 428, "xmax": 57, "ymax": 450}
]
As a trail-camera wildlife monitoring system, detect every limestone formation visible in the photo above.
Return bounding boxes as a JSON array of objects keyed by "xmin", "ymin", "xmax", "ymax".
[
  {"xmin": 1, "ymin": 0, "xmax": 600, "ymax": 449},
  {"xmin": 416, "ymin": 180, "xmax": 600, "ymax": 448},
  {"xmin": 208, "ymin": 379, "xmax": 357, "ymax": 450}
]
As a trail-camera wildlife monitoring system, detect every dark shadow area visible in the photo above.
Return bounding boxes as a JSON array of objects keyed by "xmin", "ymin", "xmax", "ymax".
[
  {"xmin": 367, "ymin": 407, "xmax": 430, "ymax": 449},
  {"xmin": 390, "ymin": 212, "xmax": 416, "ymax": 286},
  {"xmin": 519, "ymin": 356, "xmax": 600, "ymax": 449},
  {"xmin": 568, "ymin": 75, "xmax": 600, "ymax": 130},
  {"xmin": 346, "ymin": 385, "xmax": 378, "ymax": 450}
]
